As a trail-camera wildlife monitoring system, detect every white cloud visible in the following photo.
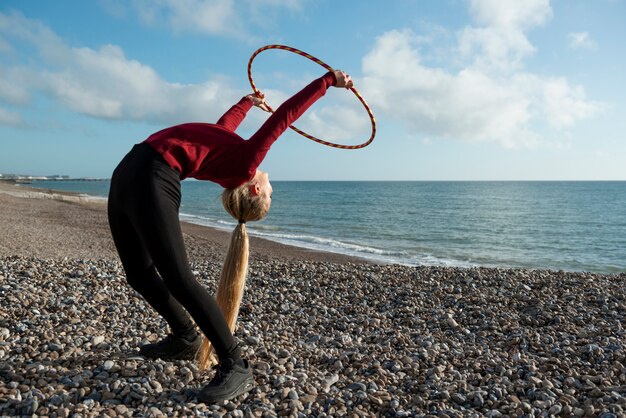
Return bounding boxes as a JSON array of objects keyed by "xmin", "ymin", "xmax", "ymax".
[
  {"xmin": 0, "ymin": 107, "xmax": 22, "ymax": 126},
  {"xmin": 253, "ymin": 0, "xmax": 303, "ymax": 10},
  {"xmin": 362, "ymin": 30, "xmax": 539, "ymax": 147},
  {"xmin": 458, "ymin": 26, "xmax": 536, "ymax": 72},
  {"xmin": 0, "ymin": 11, "xmax": 247, "ymax": 126},
  {"xmin": 360, "ymin": 0, "xmax": 600, "ymax": 148},
  {"xmin": 299, "ymin": 104, "xmax": 371, "ymax": 146},
  {"xmin": 0, "ymin": 69, "xmax": 32, "ymax": 105},
  {"xmin": 0, "ymin": 9, "xmax": 324, "ymax": 130},
  {"xmin": 132, "ymin": 0, "xmax": 243, "ymax": 37},
  {"xmin": 568, "ymin": 32, "xmax": 597, "ymax": 50},
  {"xmin": 460, "ymin": 0, "xmax": 552, "ymax": 73},
  {"xmin": 0, "ymin": 10, "xmax": 69, "ymax": 64},
  {"xmin": 98, "ymin": 0, "xmax": 129, "ymax": 19},
  {"xmin": 123, "ymin": 0, "xmax": 307, "ymax": 37},
  {"xmin": 468, "ymin": 0, "xmax": 552, "ymax": 28},
  {"xmin": 0, "ymin": 36, "xmax": 11, "ymax": 53},
  {"xmin": 540, "ymin": 76, "xmax": 599, "ymax": 128}
]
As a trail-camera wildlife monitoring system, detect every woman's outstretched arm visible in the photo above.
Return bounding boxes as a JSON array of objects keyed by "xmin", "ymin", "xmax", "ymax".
[
  {"xmin": 243, "ymin": 70, "xmax": 351, "ymax": 164},
  {"xmin": 215, "ymin": 97, "xmax": 254, "ymax": 132}
]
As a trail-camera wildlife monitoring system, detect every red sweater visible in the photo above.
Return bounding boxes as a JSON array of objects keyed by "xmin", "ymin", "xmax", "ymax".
[{"xmin": 145, "ymin": 72, "xmax": 336, "ymax": 189}]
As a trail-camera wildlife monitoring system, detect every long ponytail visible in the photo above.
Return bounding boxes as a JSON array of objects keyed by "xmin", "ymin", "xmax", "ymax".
[{"xmin": 198, "ymin": 183, "xmax": 269, "ymax": 370}]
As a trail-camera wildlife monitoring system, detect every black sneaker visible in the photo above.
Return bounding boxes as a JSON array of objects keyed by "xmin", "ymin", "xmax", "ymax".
[
  {"xmin": 197, "ymin": 358, "xmax": 254, "ymax": 403},
  {"xmin": 139, "ymin": 334, "xmax": 202, "ymax": 360}
]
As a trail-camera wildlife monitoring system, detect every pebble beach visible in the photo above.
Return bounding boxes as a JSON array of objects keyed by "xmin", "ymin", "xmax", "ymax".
[{"xmin": 1, "ymin": 182, "xmax": 625, "ymax": 417}]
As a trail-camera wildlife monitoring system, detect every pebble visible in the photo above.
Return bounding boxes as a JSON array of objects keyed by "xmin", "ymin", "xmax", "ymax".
[
  {"xmin": 0, "ymin": 256, "xmax": 625, "ymax": 417},
  {"xmin": 347, "ymin": 382, "xmax": 367, "ymax": 392}
]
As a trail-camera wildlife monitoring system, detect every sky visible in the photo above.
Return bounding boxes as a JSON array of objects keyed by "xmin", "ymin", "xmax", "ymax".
[{"xmin": 0, "ymin": 0, "xmax": 625, "ymax": 180}]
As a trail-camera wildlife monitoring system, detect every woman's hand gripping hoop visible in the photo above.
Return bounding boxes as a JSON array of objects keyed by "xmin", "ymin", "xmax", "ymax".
[{"xmin": 247, "ymin": 44, "xmax": 376, "ymax": 150}]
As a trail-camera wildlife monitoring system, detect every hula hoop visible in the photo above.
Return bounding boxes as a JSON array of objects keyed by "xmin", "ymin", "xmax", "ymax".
[{"xmin": 247, "ymin": 44, "xmax": 376, "ymax": 150}]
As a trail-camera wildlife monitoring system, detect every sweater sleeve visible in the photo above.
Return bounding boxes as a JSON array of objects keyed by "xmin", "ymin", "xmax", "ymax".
[
  {"xmin": 244, "ymin": 72, "xmax": 337, "ymax": 161},
  {"xmin": 215, "ymin": 97, "xmax": 254, "ymax": 132}
]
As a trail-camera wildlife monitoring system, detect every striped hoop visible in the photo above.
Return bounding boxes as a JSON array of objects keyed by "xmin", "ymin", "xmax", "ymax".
[{"xmin": 247, "ymin": 44, "xmax": 376, "ymax": 150}]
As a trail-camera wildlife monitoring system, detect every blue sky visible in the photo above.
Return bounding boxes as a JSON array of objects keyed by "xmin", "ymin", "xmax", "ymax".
[{"xmin": 0, "ymin": 0, "xmax": 624, "ymax": 180}]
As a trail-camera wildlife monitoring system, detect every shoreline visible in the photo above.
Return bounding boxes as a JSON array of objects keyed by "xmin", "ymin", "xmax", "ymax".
[
  {"xmin": 5, "ymin": 180, "xmax": 626, "ymax": 275},
  {"xmin": 0, "ymin": 181, "xmax": 370, "ymax": 265}
]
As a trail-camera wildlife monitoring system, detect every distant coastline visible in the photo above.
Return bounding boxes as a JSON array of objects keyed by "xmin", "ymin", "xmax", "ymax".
[{"xmin": 0, "ymin": 173, "xmax": 108, "ymax": 183}]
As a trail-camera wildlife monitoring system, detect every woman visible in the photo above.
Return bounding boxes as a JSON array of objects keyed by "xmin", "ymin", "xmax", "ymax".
[{"xmin": 107, "ymin": 70, "xmax": 353, "ymax": 403}]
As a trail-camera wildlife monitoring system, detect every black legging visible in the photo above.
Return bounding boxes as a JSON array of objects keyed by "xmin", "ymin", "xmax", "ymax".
[{"xmin": 107, "ymin": 143, "xmax": 238, "ymax": 360}]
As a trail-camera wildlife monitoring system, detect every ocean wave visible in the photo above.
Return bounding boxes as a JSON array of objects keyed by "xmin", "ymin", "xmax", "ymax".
[
  {"xmin": 179, "ymin": 213, "xmax": 233, "ymax": 230},
  {"xmin": 179, "ymin": 212, "xmax": 476, "ymax": 267},
  {"xmin": 249, "ymin": 230, "xmax": 475, "ymax": 268},
  {"xmin": 252, "ymin": 230, "xmax": 396, "ymax": 255},
  {"xmin": 78, "ymin": 194, "xmax": 107, "ymax": 202}
]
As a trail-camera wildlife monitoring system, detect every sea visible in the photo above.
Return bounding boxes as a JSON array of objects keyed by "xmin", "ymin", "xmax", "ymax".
[{"xmin": 23, "ymin": 180, "xmax": 626, "ymax": 274}]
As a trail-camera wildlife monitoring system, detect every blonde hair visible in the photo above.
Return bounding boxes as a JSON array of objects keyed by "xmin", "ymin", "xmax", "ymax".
[{"xmin": 198, "ymin": 182, "xmax": 269, "ymax": 370}]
